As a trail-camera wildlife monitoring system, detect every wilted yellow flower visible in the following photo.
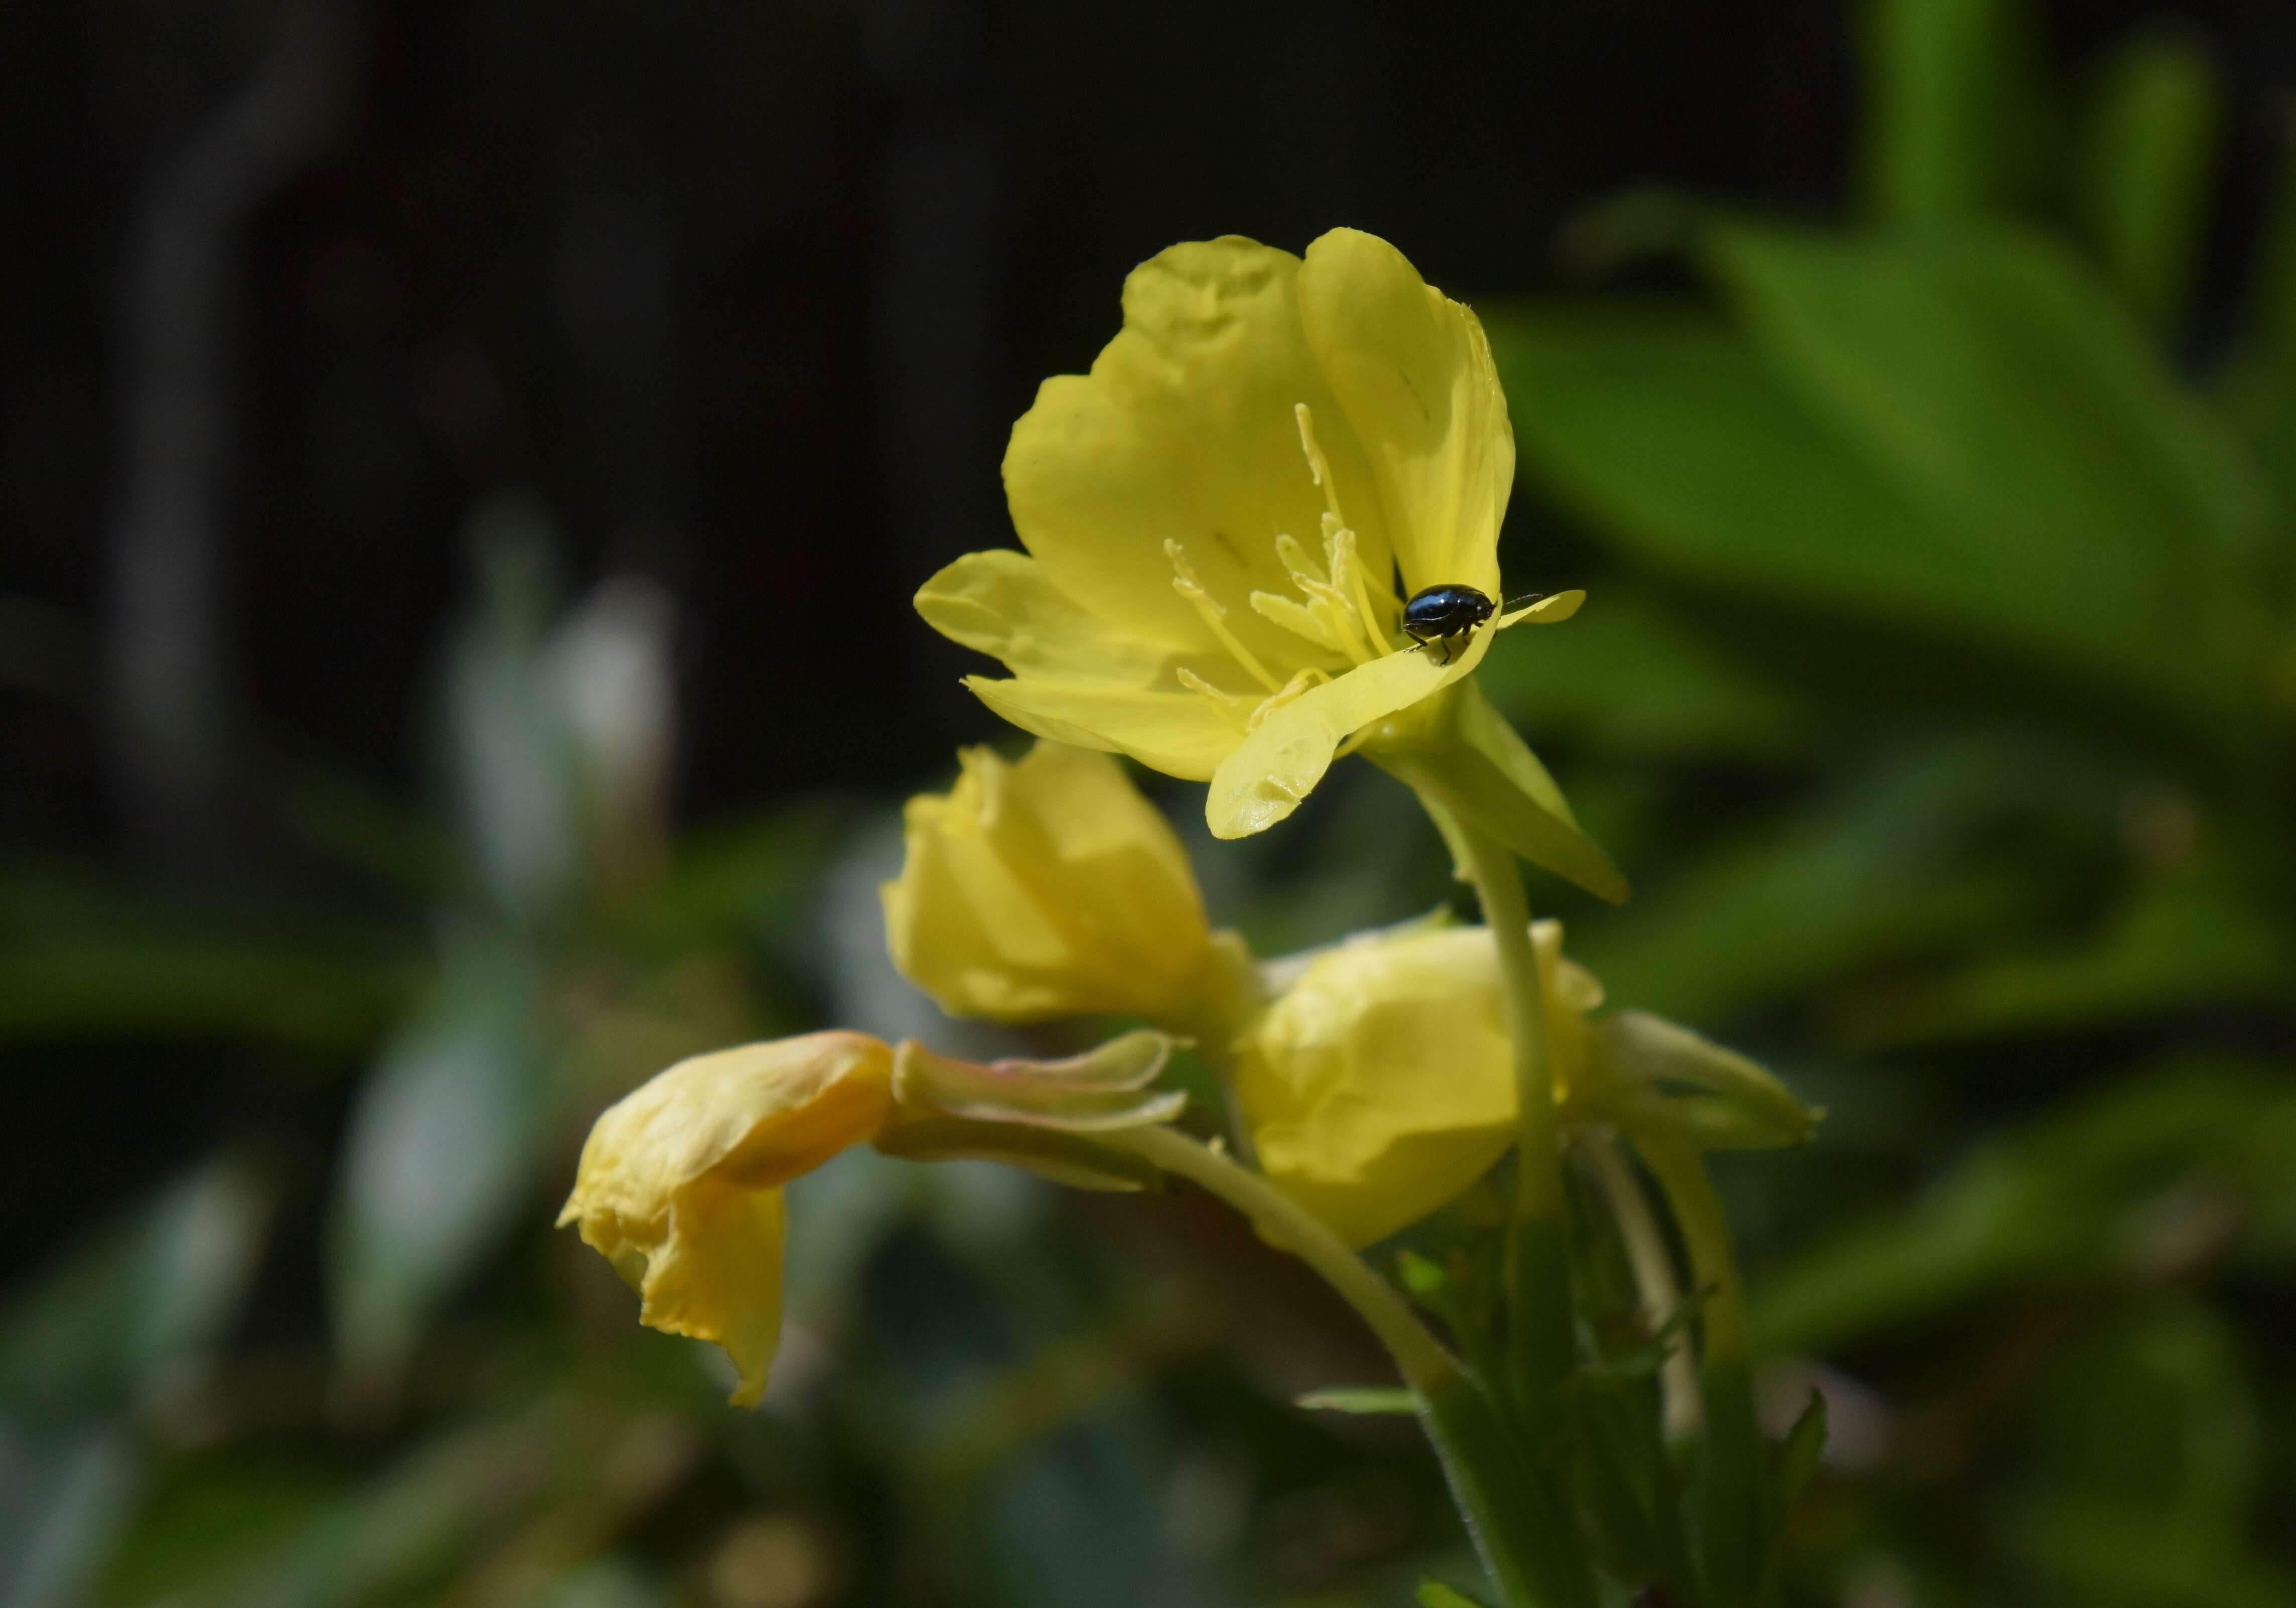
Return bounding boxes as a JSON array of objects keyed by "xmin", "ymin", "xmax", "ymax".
[
  {"xmin": 884, "ymin": 741, "xmax": 1255, "ymax": 1033},
  {"xmin": 917, "ymin": 228, "xmax": 1578, "ymax": 842},
  {"xmin": 561, "ymin": 1026, "xmax": 1200, "ymax": 1403},
  {"xmin": 558, "ymin": 1031, "xmax": 895, "ymax": 1406},
  {"xmin": 1238, "ymin": 920, "xmax": 1807, "ymax": 1247}
]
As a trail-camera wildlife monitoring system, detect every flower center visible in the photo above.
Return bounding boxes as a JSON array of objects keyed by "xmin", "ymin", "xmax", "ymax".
[{"xmin": 1165, "ymin": 404, "xmax": 1403, "ymax": 737}]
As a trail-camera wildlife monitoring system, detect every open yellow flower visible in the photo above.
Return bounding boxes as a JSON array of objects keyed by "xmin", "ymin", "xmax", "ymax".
[
  {"xmin": 883, "ymin": 741, "xmax": 1252, "ymax": 1031},
  {"xmin": 1238, "ymin": 920, "xmax": 1811, "ymax": 1247},
  {"xmin": 917, "ymin": 228, "xmax": 1578, "ymax": 841}
]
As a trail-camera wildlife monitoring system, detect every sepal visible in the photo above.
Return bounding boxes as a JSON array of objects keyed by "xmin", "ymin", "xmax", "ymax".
[
  {"xmin": 890, "ymin": 1029, "xmax": 1187, "ymax": 1133},
  {"xmin": 1371, "ymin": 681, "xmax": 1628, "ymax": 904},
  {"xmin": 872, "ymin": 1116, "xmax": 1167, "ymax": 1192},
  {"xmin": 1585, "ymin": 1011, "xmax": 1821, "ymax": 1151}
]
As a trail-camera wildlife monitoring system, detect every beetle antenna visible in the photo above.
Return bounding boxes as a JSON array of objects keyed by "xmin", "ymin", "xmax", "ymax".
[{"xmin": 1498, "ymin": 590, "xmax": 1547, "ymax": 611}]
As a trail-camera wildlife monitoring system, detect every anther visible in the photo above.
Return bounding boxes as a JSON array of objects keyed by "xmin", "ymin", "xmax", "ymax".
[
  {"xmin": 1323, "ymin": 524, "xmax": 1395, "ymax": 654},
  {"xmin": 1176, "ymin": 666, "xmax": 1251, "ymax": 733},
  {"xmin": 1167, "ymin": 539, "xmax": 1282, "ymax": 693},
  {"xmin": 1294, "ymin": 403, "xmax": 1346, "ymax": 527},
  {"xmin": 1273, "ymin": 532, "xmax": 1325, "ymax": 588},
  {"xmin": 1245, "ymin": 666, "xmax": 1328, "ymax": 733}
]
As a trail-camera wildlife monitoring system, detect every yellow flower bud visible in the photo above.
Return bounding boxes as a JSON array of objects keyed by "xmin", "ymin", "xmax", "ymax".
[
  {"xmin": 557, "ymin": 1030, "xmax": 895, "ymax": 1406},
  {"xmin": 1237, "ymin": 920, "xmax": 1602, "ymax": 1248},
  {"xmin": 883, "ymin": 741, "xmax": 1222, "ymax": 1025}
]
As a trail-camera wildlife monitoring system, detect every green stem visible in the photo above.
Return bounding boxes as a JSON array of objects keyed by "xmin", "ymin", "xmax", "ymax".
[
  {"xmin": 1452, "ymin": 825, "xmax": 1575, "ymax": 1440},
  {"xmin": 1097, "ymin": 1124, "xmax": 1454, "ymax": 1391},
  {"xmin": 1582, "ymin": 1132, "xmax": 1701, "ymax": 1442},
  {"xmin": 1093, "ymin": 1124, "xmax": 1584, "ymax": 1607},
  {"xmin": 1455, "ymin": 827, "xmax": 1562, "ymax": 1220},
  {"xmin": 1633, "ymin": 1130, "xmax": 1763, "ymax": 1608}
]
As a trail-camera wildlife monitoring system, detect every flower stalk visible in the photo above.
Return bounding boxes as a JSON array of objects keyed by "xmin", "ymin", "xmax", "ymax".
[
  {"xmin": 1093, "ymin": 1123, "xmax": 1590, "ymax": 1608},
  {"xmin": 1452, "ymin": 820, "xmax": 1577, "ymax": 1447}
]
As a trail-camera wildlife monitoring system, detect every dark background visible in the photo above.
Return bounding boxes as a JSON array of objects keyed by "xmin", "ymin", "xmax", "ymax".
[{"xmin": 8, "ymin": 0, "xmax": 2288, "ymax": 849}]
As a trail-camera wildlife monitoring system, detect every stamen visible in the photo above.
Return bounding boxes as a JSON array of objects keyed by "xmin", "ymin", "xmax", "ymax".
[
  {"xmin": 1323, "ymin": 523, "xmax": 1395, "ymax": 655},
  {"xmin": 1294, "ymin": 403, "xmax": 1345, "ymax": 527},
  {"xmin": 1246, "ymin": 665, "xmax": 1329, "ymax": 732},
  {"xmin": 1273, "ymin": 531, "xmax": 1326, "ymax": 588},
  {"xmin": 1295, "ymin": 577, "xmax": 1373, "ymax": 665},
  {"xmin": 1176, "ymin": 666, "xmax": 1251, "ymax": 733},
  {"xmin": 1167, "ymin": 539, "xmax": 1282, "ymax": 693},
  {"xmin": 1251, "ymin": 590, "xmax": 1344, "ymax": 655}
]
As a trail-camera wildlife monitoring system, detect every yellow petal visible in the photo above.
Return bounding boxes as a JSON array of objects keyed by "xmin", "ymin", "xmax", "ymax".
[
  {"xmin": 915, "ymin": 550, "xmax": 1181, "ymax": 686},
  {"xmin": 1204, "ymin": 629, "xmax": 1490, "ymax": 838},
  {"xmin": 883, "ymin": 743, "xmax": 1213, "ymax": 1022},
  {"xmin": 1496, "ymin": 589, "xmax": 1585, "ymax": 628},
  {"xmin": 558, "ymin": 1031, "xmax": 895, "ymax": 1405},
  {"xmin": 1002, "ymin": 237, "xmax": 1393, "ymax": 666},
  {"xmin": 1298, "ymin": 229, "xmax": 1511, "ymax": 600},
  {"xmin": 966, "ymin": 674, "xmax": 1236, "ymax": 782},
  {"xmin": 636, "ymin": 1180, "xmax": 784, "ymax": 1407},
  {"xmin": 1238, "ymin": 926, "xmax": 1517, "ymax": 1246}
]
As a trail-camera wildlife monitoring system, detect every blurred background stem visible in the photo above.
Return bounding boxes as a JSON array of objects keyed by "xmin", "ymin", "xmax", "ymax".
[{"xmin": 1582, "ymin": 1129, "xmax": 1702, "ymax": 1442}]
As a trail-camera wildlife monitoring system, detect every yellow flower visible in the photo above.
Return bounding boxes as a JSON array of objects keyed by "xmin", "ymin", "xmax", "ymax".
[
  {"xmin": 1237, "ymin": 922, "xmax": 1592, "ymax": 1246},
  {"xmin": 917, "ymin": 228, "xmax": 1578, "ymax": 842},
  {"xmin": 558, "ymin": 1031, "xmax": 895, "ymax": 1406},
  {"xmin": 884, "ymin": 741, "xmax": 1250, "ymax": 1028},
  {"xmin": 560, "ymin": 1027, "xmax": 1196, "ymax": 1403},
  {"xmin": 1238, "ymin": 920, "xmax": 1807, "ymax": 1247}
]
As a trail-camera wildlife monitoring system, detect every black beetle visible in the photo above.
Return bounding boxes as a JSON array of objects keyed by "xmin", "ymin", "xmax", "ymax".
[{"xmin": 1400, "ymin": 583, "xmax": 1499, "ymax": 665}]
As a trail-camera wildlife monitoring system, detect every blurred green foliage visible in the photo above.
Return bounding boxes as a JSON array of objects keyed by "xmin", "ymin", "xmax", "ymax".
[
  {"xmin": 1467, "ymin": 0, "xmax": 2296, "ymax": 1598},
  {"xmin": 6, "ymin": 0, "xmax": 2296, "ymax": 1602}
]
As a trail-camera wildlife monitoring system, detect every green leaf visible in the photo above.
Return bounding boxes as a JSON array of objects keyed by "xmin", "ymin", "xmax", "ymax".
[
  {"xmin": 2003, "ymin": 1301, "xmax": 2296, "ymax": 1608},
  {"xmin": 1706, "ymin": 222, "xmax": 2261, "ymax": 706},
  {"xmin": 1497, "ymin": 223, "xmax": 2267, "ymax": 724},
  {"xmin": 1773, "ymin": 1389, "xmax": 1828, "ymax": 1514},
  {"xmin": 328, "ymin": 937, "xmax": 547, "ymax": 1370},
  {"xmin": 0, "ymin": 1426, "xmax": 141, "ymax": 1608},
  {"xmin": 1495, "ymin": 303, "xmax": 1952, "ymax": 641},
  {"xmin": 1294, "ymin": 1387, "xmax": 1418, "ymax": 1415},
  {"xmin": 1417, "ymin": 1373, "xmax": 1598, "ymax": 1608},
  {"xmin": 1417, "ymin": 1583, "xmax": 1498, "ymax": 1608},
  {"xmin": 1476, "ymin": 588, "xmax": 1811, "ymax": 762},
  {"xmin": 2215, "ymin": 123, "xmax": 2296, "ymax": 527},
  {"xmin": 1751, "ymin": 1062, "xmax": 2296, "ymax": 1354},
  {"xmin": 200, "ymin": 1409, "xmax": 569, "ymax": 1608},
  {"xmin": 1573, "ymin": 736, "xmax": 2091, "ymax": 1025},
  {"xmin": 0, "ymin": 1158, "xmax": 274, "ymax": 1420},
  {"xmin": 2076, "ymin": 29, "xmax": 2223, "ymax": 334},
  {"xmin": 622, "ymin": 806, "xmax": 833, "ymax": 957},
  {"xmin": 92, "ymin": 1450, "xmax": 345, "ymax": 1607},
  {"xmin": 1836, "ymin": 852, "xmax": 2295, "ymax": 1047},
  {"xmin": 0, "ymin": 862, "xmax": 417, "ymax": 1052},
  {"xmin": 1856, "ymin": 0, "xmax": 2054, "ymax": 229}
]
